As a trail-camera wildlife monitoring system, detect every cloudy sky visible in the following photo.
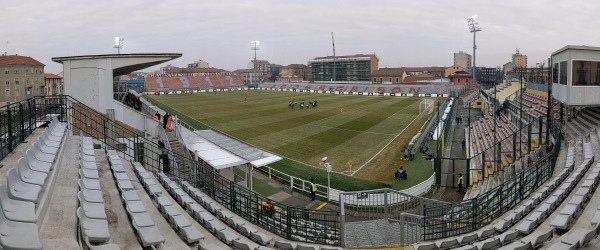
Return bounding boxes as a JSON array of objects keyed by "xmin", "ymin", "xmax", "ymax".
[{"xmin": 2, "ymin": 0, "xmax": 598, "ymax": 73}]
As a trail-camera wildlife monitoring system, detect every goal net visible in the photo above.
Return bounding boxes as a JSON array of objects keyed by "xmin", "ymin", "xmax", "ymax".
[{"xmin": 419, "ymin": 99, "xmax": 434, "ymax": 115}]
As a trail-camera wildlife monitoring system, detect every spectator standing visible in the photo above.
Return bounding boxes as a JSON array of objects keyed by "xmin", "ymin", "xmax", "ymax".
[
  {"xmin": 410, "ymin": 146, "xmax": 416, "ymax": 161},
  {"xmin": 403, "ymin": 147, "xmax": 409, "ymax": 160},
  {"xmin": 461, "ymin": 139, "xmax": 466, "ymax": 151},
  {"xmin": 310, "ymin": 179, "xmax": 317, "ymax": 201},
  {"xmin": 162, "ymin": 112, "xmax": 169, "ymax": 129},
  {"xmin": 457, "ymin": 173, "xmax": 464, "ymax": 192}
]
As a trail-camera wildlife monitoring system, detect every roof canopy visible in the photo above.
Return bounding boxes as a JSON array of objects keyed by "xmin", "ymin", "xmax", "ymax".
[{"xmin": 195, "ymin": 130, "xmax": 282, "ymax": 168}]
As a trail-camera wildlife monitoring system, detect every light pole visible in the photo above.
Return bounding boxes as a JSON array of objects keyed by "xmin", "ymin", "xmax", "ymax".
[
  {"xmin": 114, "ymin": 37, "xmax": 124, "ymax": 54},
  {"xmin": 251, "ymin": 40, "xmax": 260, "ymax": 86},
  {"xmin": 468, "ymin": 15, "xmax": 481, "ymax": 86},
  {"xmin": 321, "ymin": 157, "xmax": 332, "ymax": 201}
]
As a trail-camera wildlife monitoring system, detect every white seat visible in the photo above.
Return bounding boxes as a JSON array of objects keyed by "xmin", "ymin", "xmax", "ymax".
[
  {"xmin": 78, "ymin": 192, "xmax": 107, "ymax": 220},
  {"xmin": 116, "ymin": 179, "xmax": 134, "ymax": 191},
  {"xmin": 110, "ymin": 163, "xmax": 125, "ymax": 173},
  {"xmin": 180, "ymin": 225, "xmax": 204, "ymax": 244},
  {"xmin": 133, "ymin": 224, "xmax": 164, "ymax": 247},
  {"xmin": 32, "ymin": 142, "xmax": 55, "ymax": 163},
  {"xmin": 435, "ymin": 238, "xmax": 458, "ymax": 249},
  {"xmin": 233, "ymin": 238, "xmax": 260, "ymax": 250},
  {"xmin": 457, "ymin": 232, "xmax": 479, "ymax": 245},
  {"xmin": 0, "ymin": 185, "xmax": 36, "ymax": 223},
  {"xmin": 17, "ymin": 157, "xmax": 47, "ymax": 186},
  {"xmin": 80, "ymin": 157, "xmax": 97, "ymax": 170},
  {"xmin": 7, "ymin": 168, "xmax": 41, "ymax": 203},
  {"xmin": 79, "ymin": 149, "xmax": 95, "ymax": 162},
  {"xmin": 171, "ymin": 214, "xmax": 192, "ymax": 230},
  {"xmin": 561, "ymin": 224, "xmax": 599, "ymax": 247},
  {"xmin": 251, "ymin": 230, "xmax": 273, "ymax": 246},
  {"xmin": 121, "ymin": 191, "xmax": 140, "ymax": 202},
  {"xmin": 26, "ymin": 149, "xmax": 51, "ymax": 173},
  {"xmin": 77, "ymin": 207, "xmax": 110, "ymax": 243},
  {"xmin": 80, "ymin": 178, "xmax": 101, "ymax": 190},
  {"xmin": 497, "ymin": 229, "xmax": 519, "ymax": 245},
  {"xmin": 38, "ymin": 135, "xmax": 60, "ymax": 149},
  {"xmin": 113, "ymin": 172, "xmax": 129, "ymax": 181},
  {"xmin": 126, "ymin": 201, "xmax": 146, "ymax": 213},
  {"xmin": 80, "ymin": 168, "xmax": 99, "ymax": 180},
  {"xmin": 474, "ymin": 237, "xmax": 500, "ymax": 250},
  {"xmin": 521, "ymin": 229, "xmax": 553, "ymax": 249},
  {"xmin": 216, "ymin": 228, "xmax": 239, "ymax": 245},
  {"xmin": 0, "ymin": 204, "xmax": 42, "ymax": 249},
  {"xmin": 130, "ymin": 212, "xmax": 155, "ymax": 227},
  {"xmin": 274, "ymin": 240, "xmax": 298, "ymax": 250},
  {"xmin": 80, "ymin": 186, "xmax": 104, "ymax": 203}
]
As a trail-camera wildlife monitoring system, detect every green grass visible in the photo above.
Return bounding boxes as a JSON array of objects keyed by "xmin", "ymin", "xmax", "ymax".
[{"xmin": 146, "ymin": 91, "xmax": 434, "ymax": 191}]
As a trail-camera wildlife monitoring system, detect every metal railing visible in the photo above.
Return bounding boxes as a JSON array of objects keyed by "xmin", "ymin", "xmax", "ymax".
[{"xmin": 61, "ymin": 95, "xmax": 342, "ymax": 246}]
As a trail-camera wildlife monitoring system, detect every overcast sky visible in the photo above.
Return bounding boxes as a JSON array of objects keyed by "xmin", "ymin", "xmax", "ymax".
[{"xmin": 2, "ymin": 0, "xmax": 598, "ymax": 74}]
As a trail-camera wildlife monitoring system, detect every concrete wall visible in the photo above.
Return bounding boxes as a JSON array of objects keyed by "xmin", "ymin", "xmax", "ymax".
[
  {"xmin": 112, "ymin": 100, "xmax": 161, "ymax": 138},
  {"xmin": 62, "ymin": 58, "xmax": 112, "ymax": 112}
]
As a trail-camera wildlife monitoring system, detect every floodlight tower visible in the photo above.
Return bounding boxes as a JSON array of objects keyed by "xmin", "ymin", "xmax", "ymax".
[
  {"xmin": 114, "ymin": 37, "xmax": 124, "ymax": 54},
  {"xmin": 251, "ymin": 40, "xmax": 260, "ymax": 66},
  {"xmin": 467, "ymin": 15, "xmax": 481, "ymax": 85},
  {"xmin": 250, "ymin": 40, "xmax": 260, "ymax": 86}
]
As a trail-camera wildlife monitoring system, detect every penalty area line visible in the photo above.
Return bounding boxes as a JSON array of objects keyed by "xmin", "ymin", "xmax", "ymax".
[{"xmin": 350, "ymin": 114, "xmax": 420, "ymax": 176}]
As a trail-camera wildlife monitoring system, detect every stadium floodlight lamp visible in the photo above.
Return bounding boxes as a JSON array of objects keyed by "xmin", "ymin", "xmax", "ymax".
[
  {"xmin": 251, "ymin": 40, "xmax": 260, "ymax": 50},
  {"xmin": 114, "ymin": 36, "xmax": 124, "ymax": 54},
  {"xmin": 467, "ymin": 15, "xmax": 481, "ymax": 32}
]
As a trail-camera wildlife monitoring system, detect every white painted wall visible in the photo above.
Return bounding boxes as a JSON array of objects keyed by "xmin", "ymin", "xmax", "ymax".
[{"xmin": 112, "ymin": 100, "xmax": 161, "ymax": 137}]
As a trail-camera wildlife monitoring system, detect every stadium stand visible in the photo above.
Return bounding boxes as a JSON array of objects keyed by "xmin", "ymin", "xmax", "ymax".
[{"xmin": 145, "ymin": 75, "xmax": 244, "ymax": 92}]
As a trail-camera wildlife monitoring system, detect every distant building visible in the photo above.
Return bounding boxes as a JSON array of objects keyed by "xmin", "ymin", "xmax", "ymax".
[
  {"xmin": 187, "ymin": 59, "xmax": 209, "ymax": 68},
  {"xmin": 277, "ymin": 64, "xmax": 308, "ymax": 82},
  {"xmin": 477, "ymin": 67, "xmax": 499, "ymax": 85},
  {"xmin": 454, "ymin": 51, "xmax": 472, "ymax": 73},
  {"xmin": 503, "ymin": 62, "xmax": 514, "ymax": 75},
  {"xmin": 248, "ymin": 60, "xmax": 272, "ymax": 73},
  {"xmin": 234, "ymin": 69, "xmax": 264, "ymax": 86},
  {"xmin": 0, "ymin": 55, "xmax": 45, "ymax": 105},
  {"xmin": 371, "ymin": 68, "xmax": 406, "ymax": 83},
  {"xmin": 44, "ymin": 73, "xmax": 63, "ymax": 96},
  {"xmin": 403, "ymin": 67, "xmax": 446, "ymax": 77},
  {"xmin": 512, "ymin": 49, "xmax": 527, "ymax": 69},
  {"xmin": 166, "ymin": 67, "xmax": 228, "ymax": 74},
  {"xmin": 449, "ymin": 70, "xmax": 473, "ymax": 86},
  {"xmin": 444, "ymin": 64, "xmax": 468, "ymax": 77},
  {"xmin": 308, "ymin": 54, "xmax": 379, "ymax": 82}
]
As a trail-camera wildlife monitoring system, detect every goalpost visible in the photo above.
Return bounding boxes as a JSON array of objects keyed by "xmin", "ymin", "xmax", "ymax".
[{"xmin": 419, "ymin": 99, "xmax": 435, "ymax": 115}]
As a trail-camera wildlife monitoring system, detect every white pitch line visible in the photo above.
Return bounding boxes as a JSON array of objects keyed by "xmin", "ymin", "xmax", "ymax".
[
  {"xmin": 350, "ymin": 113, "xmax": 420, "ymax": 176},
  {"xmin": 308, "ymin": 123, "xmax": 397, "ymax": 136}
]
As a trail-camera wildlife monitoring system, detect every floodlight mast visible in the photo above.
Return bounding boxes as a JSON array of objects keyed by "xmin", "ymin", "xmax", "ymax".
[
  {"xmin": 250, "ymin": 40, "xmax": 260, "ymax": 86},
  {"xmin": 467, "ymin": 15, "xmax": 481, "ymax": 86},
  {"xmin": 114, "ymin": 37, "xmax": 124, "ymax": 54}
]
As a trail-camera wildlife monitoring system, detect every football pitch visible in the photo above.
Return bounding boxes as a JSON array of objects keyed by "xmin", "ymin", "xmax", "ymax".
[{"xmin": 147, "ymin": 90, "xmax": 435, "ymax": 191}]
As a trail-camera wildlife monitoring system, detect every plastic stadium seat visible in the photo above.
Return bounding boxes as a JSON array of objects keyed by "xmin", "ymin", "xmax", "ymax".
[
  {"xmin": 78, "ymin": 192, "xmax": 107, "ymax": 220},
  {"xmin": 0, "ymin": 185, "xmax": 36, "ymax": 223},
  {"xmin": 473, "ymin": 237, "xmax": 500, "ymax": 250},
  {"xmin": 77, "ymin": 207, "xmax": 110, "ymax": 243},
  {"xmin": 133, "ymin": 223, "xmax": 164, "ymax": 247},
  {"xmin": 233, "ymin": 238, "xmax": 261, "ymax": 250},
  {"xmin": 7, "ymin": 168, "xmax": 41, "ymax": 203},
  {"xmin": 17, "ymin": 157, "xmax": 47, "ymax": 186},
  {"xmin": 216, "ymin": 228, "xmax": 239, "ymax": 245},
  {"xmin": 26, "ymin": 149, "xmax": 51, "ymax": 173}
]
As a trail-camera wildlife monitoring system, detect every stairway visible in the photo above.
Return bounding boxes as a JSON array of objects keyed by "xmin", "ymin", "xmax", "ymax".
[{"xmin": 166, "ymin": 131, "xmax": 193, "ymax": 182}]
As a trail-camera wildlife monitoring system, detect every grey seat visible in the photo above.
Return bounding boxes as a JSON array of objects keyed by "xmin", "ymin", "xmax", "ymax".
[
  {"xmin": 493, "ymin": 218, "xmax": 512, "ymax": 232},
  {"xmin": 110, "ymin": 163, "xmax": 125, "ymax": 173},
  {"xmin": 457, "ymin": 232, "xmax": 479, "ymax": 245},
  {"xmin": 497, "ymin": 241, "xmax": 530, "ymax": 250},
  {"xmin": 130, "ymin": 212, "xmax": 155, "ymax": 227},
  {"xmin": 0, "ymin": 185, "xmax": 36, "ymax": 223},
  {"xmin": 83, "ymin": 236, "xmax": 120, "ymax": 250},
  {"xmin": 7, "ymin": 168, "xmax": 41, "ymax": 203},
  {"xmin": 126, "ymin": 201, "xmax": 147, "ymax": 213},
  {"xmin": 33, "ymin": 142, "xmax": 55, "ymax": 163},
  {"xmin": 79, "ymin": 192, "xmax": 107, "ymax": 220},
  {"xmin": 550, "ymin": 213, "xmax": 573, "ymax": 230},
  {"xmin": 40, "ymin": 133, "xmax": 61, "ymax": 148},
  {"xmin": 199, "ymin": 243, "xmax": 227, "ymax": 250},
  {"xmin": 546, "ymin": 242, "xmax": 577, "ymax": 250},
  {"xmin": 163, "ymin": 205, "xmax": 180, "ymax": 218},
  {"xmin": 80, "ymin": 157, "xmax": 98, "ymax": 170},
  {"xmin": 80, "ymin": 178, "xmax": 101, "ymax": 190},
  {"xmin": 251, "ymin": 230, "xmax": 274, "ymax": 245},
  {"xmin": 80, "ymin": 185, "xmax": 104, "ymax": 203},
  {"xmin": 233, "ymin": 238, "xmax": 261, "ymax": 250},
  {"xmin": 113, "ymin": 172, "xmax": 129, "ymax": 181},
  {"xmin": 435, "ymin": 238, "xmax": 458, "ymax": 249},
  {"xmin": 216, "ymin": 228, "xmax": 240, "ymax": 245},
  {"xmin": 516, "ymin": 219, "xmax": 536, "ymax": 234},
  {"xmin": 274, "ymin": 240, "xmax": 297, "ymax": 250},
  {"xmin": 80, "ymin": 168, "xmax": 99, "ymax": 180},
  {"xmin": 26, "ymin": 149, "xmax": 51, "ymax": 173},
  {"xmin": 121, "ymin": 190, "xmax": 140, "ymax": 202},
  {"xmin": 296, "ymin": 244, "xmax": 319, "ymax": 250},
  {"xmin": 498, "ymin": 230, "xmax": 519, "ymax": 245},
  {"xmin": 133, "ymin": 224, "xmax": 164, "ymax": 247},
  {"xmin": 239, "ymin": 223, "xmax": 258, "ymax": 237},
  {"xmin": 170, "ymin": 214, "xmax": 191, "ymax": 230},
  {"xmin": 147, "ymin": 184, "xmax": 162, "ymax": 196},
  {"xmin": 116, "ymin": 179, "xmax": 134, "ymax": 191},
  {"xmin": 477, "ymin": 227, "xmax": 496, "ymax": 240},
  {"xmin": 207, "ymin": 218, "xmax": 227, "ymax": 233},
  {"xmin": 17, "ymin": 157, "xmax": 47, "ymax": 186},
  {"xmin": 561, "ymin": 224, "xmax": 599, "ymax": 248},
  {"xmin": 180, "ymin": 225, "xmax": 204, "ymax": 244},
  {"xmin": 77, "ymin": 207, "xmax": 110, "ymax": 243},
  {"xmin": 79, "ymin": 149, "xmax": 95, "ymax": 162},
  {"xmin": 591, "ymin": 209, "xmax": 600, "ymax": 225},
  {"xmin": 453, "ymin": 245, "xmax": 476, "ymax": 250},
  {"xmin": 0, "ymin": 205, "xmax": 42, "ymax": 249},
  {"xmin": 474, "ymin": 237, "xmax": 500, "ymax": 250},
  {"xmin": 521, "ymin": 229, "xmax": 553, "ymax": 249}
]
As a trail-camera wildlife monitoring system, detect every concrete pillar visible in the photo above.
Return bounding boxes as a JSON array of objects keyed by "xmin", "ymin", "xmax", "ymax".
[{"xmin": 106, "ymin": 109, "xmax": 116, "ymax": 149}]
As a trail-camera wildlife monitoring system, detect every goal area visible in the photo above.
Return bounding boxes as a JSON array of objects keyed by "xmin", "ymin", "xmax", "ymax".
[{"xmin": 419, "ymin": 99, "xmax": 434, "ymax": 115}]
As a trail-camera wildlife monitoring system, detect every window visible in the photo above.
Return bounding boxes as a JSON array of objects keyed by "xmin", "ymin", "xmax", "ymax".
[
  {"xmin": 4, "ymin": 68, "xmax": 8, "ymax": 74},
  {"xmin": 572, "ymin": 60, "xmax": 600, "ymax": 86},
  {"xmin": 4, "ymin": 81, "xmax": 8, "ymax": 86},
  {"xmin": 559, "ymin": 61, "xmax": 568, "ymax": 85},
  {"xmin": 14, "ymin": 69, "xmax": 19, "ymax": 74},
  {"xmin": 552, "ymin": 63, "xmax": 559, "ymax": 83},
  {"xmin": 14, "ymin": 78, "xmax": 19, "ymax": 85}
]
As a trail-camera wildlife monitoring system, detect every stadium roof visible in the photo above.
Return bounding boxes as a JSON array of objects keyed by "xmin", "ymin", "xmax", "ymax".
[
  {"xmin": 181, "ymin": 129, "xmax": 248, "ymax": 170},
  {"xmin": 195, "ymin": 130, "xmax": 282, "ymax": 167}
]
